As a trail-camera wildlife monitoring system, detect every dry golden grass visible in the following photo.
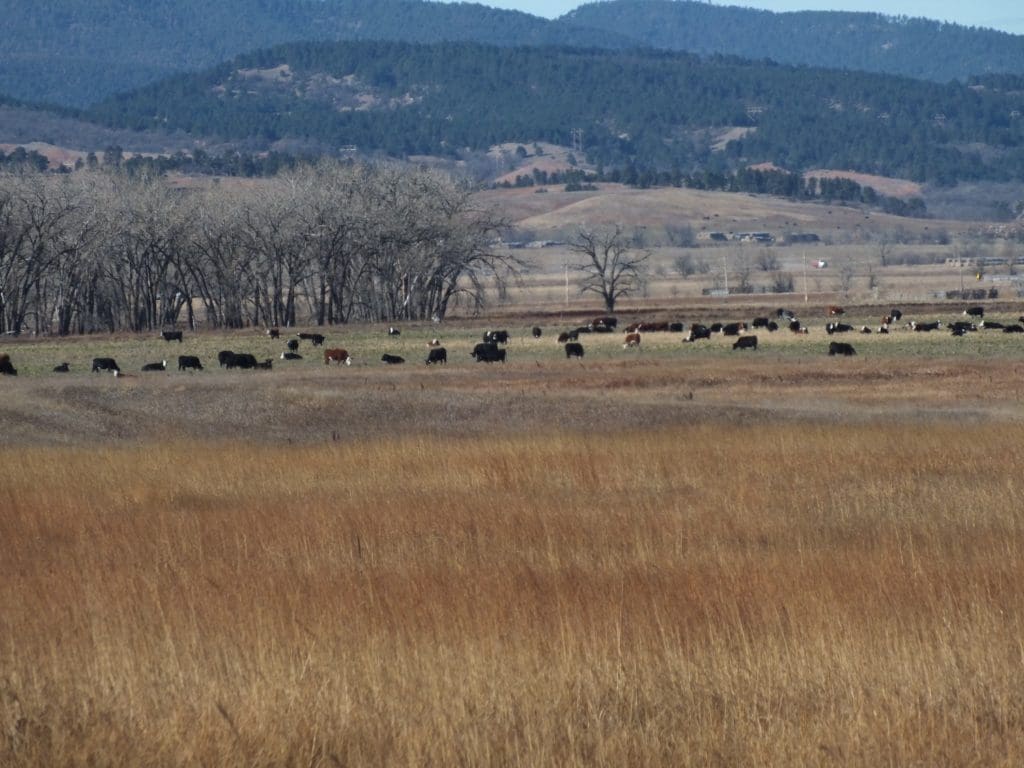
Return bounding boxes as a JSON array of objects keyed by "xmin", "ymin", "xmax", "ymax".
[{"xmin": 3, "ymin": 424, "xmax": 1024, "ymax": 766}]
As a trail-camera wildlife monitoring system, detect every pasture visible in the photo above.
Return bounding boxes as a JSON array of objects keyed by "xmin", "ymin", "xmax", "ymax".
[{"xmin": 3, "ymin": 303, "xmax": 1024, "ymax": 765}]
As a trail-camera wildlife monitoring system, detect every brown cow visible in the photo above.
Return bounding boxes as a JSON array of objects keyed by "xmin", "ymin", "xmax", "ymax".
[
  {"xmin": 623, "ymin": 332, "xmax": 641, "ymax": 348},
  {"xmin": 324, "ymin": 348, "xmax": 352, "ymax": 366},
  {"xmin": 828, "ymin": 306, "xmax": 845, "ymax": 316}
]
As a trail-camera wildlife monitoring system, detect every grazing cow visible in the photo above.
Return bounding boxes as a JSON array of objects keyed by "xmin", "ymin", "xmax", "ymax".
[
  {"xmin": 286, "ymin": 339, "xmax": 300, "ymax": 353},
  {"xmin": 426, "ymin": 347, "xmax": 447, "ymax": 365},
  {"xmin": 889, "ymin": 308, "xmax": 903, "ymax": 322},
  {"xmin": 788, "ymin": 319, "xmax": 808, "ymax": 334},
  {"xmin": 281, "ymin": 352, "xmax": 303, "ymax": 360},
  {"xmin": 709, "ymin": 323, "xmax": 724, "ymax": 333},
  {"xmin": 828, "ymin": 306, "xmax": 845, "ymax": 316},
  {"xmin": 732, "ymin": 335, "xmax": 758, "ymax": 350},
  {"xmin": 721, "ymin": 322, "xmax": 747, "ymax": 336},
  {"xmin": 767, "ymin": 321, "xmax": 779, "ymax": 332},
  {"xmin": 826, "ymin": 322, "xmax": 854, "ymax": 335},
  {"xmin": 161, "ymin": 330, "xmax": 183, "ymax": 343},
  {"xmin": 623, "ymin": 332, "xmax": 641, "ymax": 348},
  {"xmin": 564, "ymin": 341, "xmax": 585, "ymax": 359},
  {"xmin": 980, "ymin": 320, "xmax": 1004, "ymax": 330},
  {"xmin": 776, "ymin": 308, "xmax": 796, "ymax": 320},
  {"xmin": 267, "ymin": 327, "xmax": 280, "ymax": 339},
  {"xmin": 381, "ymin": 354, "xmax": 405, "ymax": 364},
  {"xmin": 298, "ymin": 332, "xmax": 325, "ymax": 346},
  {"xmin": 686, "ymin": 324, "xmax": 711, "ymax": 342},
  {"xmin": 324, "ymin": 348, "xmax": 352, "ymax": 365},
  {"xmin": 1004, "ymin": 324, "xmax": 1024, "ymax": 334},
  {"xmin": 218, "ymin": 350, "xmax": 235, "ymax": 367},
  {"xmin": 591, "ymin": 316, "xmax": 618, "ymax": 330},
  {"xmin": 0, "ymin": 354, "xmax": 17, "ymax": 376},
  {"xmin": 964, "ymin": 306, "xmax": 985, "ymax": 318},
  {"xmin": 828, "ymin": 341, "xmax": 856, "ymax": 356},
  {"xmin": 177, "ymin": 355, "xmax": 203, "ymax": 371},
  {"xmin": 557, "ymin": 330, "xmax": 579, "ymax": 343},
  {"xmin": 141, "ymin": 361, "xmax": 166, "ymax": 372},
  {"xmin": 484, "ymin": 330, "xmax": 510, "ymax": 344},
  {"xmin": 471, "ymin": 342, "xmax": 506, "ymax": 363},
  {"xmin": 752, "ymin": 317, "xmax": 770, "ymax": 329},
  {"xmin": 91, "ymin": 357, "xmax": 120, "ymax": 373},
  {"xmin": 224, "ymin": 352, "xmax": 258, "ymax": 369},
  {"xmin": 531, "ymin": 326, "xmax": 542, "ymax": 338},
  {"xmin": 910, "ymin": 321, "xmax": 941, "ymax": 332},
  {"xmin": 53, "ymin": 362, "xmax": 70, "ymax": 373},
  {"xmin": 388, "ymin": 326, "xmax": 401, "ymax": 336}
]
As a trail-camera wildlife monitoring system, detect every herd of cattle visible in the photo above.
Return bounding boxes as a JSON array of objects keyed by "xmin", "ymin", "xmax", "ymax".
[{"xmin": 2, "ymin": 305, "xmax": 1023, "ymax": 377}]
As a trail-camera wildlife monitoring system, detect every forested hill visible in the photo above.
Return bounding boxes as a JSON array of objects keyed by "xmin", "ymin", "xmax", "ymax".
[
  {"xmin": 82, "ymin": 40, "xmax": 1024, "ymax": 185},
  {"xmin": 0, "ymin": 0, "xmax": 631, "ymax": 108},
  {"xmin": 564, "ymin": 1, "xmax": 1024, "ymax": 84},
  {"xmin": 6, "ymin": 0, "xmax": 1024, "ymax": 109}
]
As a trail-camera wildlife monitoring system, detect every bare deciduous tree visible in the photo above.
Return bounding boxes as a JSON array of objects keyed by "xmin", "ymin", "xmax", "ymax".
[{"xmin": 569, "ymin": 224, "xmax": 649, "ymax": 312}]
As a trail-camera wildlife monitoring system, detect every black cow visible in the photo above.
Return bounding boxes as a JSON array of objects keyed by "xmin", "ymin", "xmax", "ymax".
[
  {"xmin": 141, "ymin": 361, "xmax": 166, "ymax": 371},
  {"xmin": 484, "ymin": 330, "xmax": 510, "ymax": 344},
  {"xmin": 789, "ymin": 319, "xmax": 808, "ymax": 334},
  {"xmin": 472, "ymin": 342, "xmax": 506, "ymax": 363},
  {"xmin": 767, "ymin": 321, "xmax": 779, "ymax": 332},
  {"xmin": 732, "ymin": 335, "xmax": 758, "ymax": 350},
  {"xmin": 426, "ymin": 347, "xmax": 447, "ymax": 365},
  {"xmin": 828, "ymin": 341, "xmax": 856, "ymax": 356},
  {"xmin": 280, "ymin": 352, "xmax": 303, "ymax": 360},
  {"xmin": 256, "ymin": 359, "xmax": 273, "ymax": 370},
  {"xmin": 686, "ymin": 324, "xmax": 712, "ymax": 342},
  {"xmin": 388, "ymin": 326, "xmax": 401, "ymax": 336},
  {"xmin": 980, "ymin": 320, "xmax": 1004, "ymax": 330},
  {"xmin": 53, "ymin": 362, "xmax": 70, "ymax": 373},
  {"xmin": 826, "ymin": 322, "xmax": 854, "ymax": 334},
  {"xmin": 590, "ymin": 316, "xmax": 618, "ymax": 330},
  {"xmin": 964, "ymin": 306, "xmax": 985, "ymax": 318},
  {"xmin": 0, "ymin": 354, "xmax": 17, "ymax": 376},
  {"xmin": 557, "ymin": 331, "xmax": 579, "ymax": 343},
  {"xmin": 224, "ymin": 352, "xmax": 258, "ymax": 369},
  {"xmin": 161, "ymin": 330, "xmax": 183, "ymax": 343},
  {"xmin": 721, "ymin": 322, "xmax": 747, "ymax": 336},
  {"xmin": 218, "ymin": 350, "xmax": 235, "ymax": 367},
  {"xmin": 178, "ymin": 355, "xmax": 203, "ymax": 371},
  {"xmin": 751, "ymin": 317, "xmax": 770, "ymax": 329},
  {"xmin": 267, "ymin": 328, "xmax": 280, "ymax": 339},
  {"xmin": 286, "ymin": 339, "xmax": 300, "ymax": 353},
  {"xmin": 889, "ymin": 308, "xmax": 903, "ymax": 322},
  {"xmin": 381, "ymin": 354, "xmax": 405, "ymax": 364},
  {"xmin": 298, "ymin": 332, "xmax": 325, "ymax": 346},
  {"xmin": 911, "ymin": 321, "xmax": 942, "ymax": 332},
  {"xmin": 532, "ymin": 326, "xmax": 542, "ymax": 338},
  {"xmin": 949, "ymin": 321, "xmax": 976, "ymax": 335},
  {"xmin": 91, "ymin": 357, "xmax": 120, "ymax": 373},
  {"xmin": 564, "ymin": 342, "xmax": 584, "ymax": 359},
  {"xmin": 1004, "ymin": 324, "xmax": 1024, "ymax": 334},
  {"xmin": 592, "ymin": 323, "xmax": 614, "ymax": 334}
]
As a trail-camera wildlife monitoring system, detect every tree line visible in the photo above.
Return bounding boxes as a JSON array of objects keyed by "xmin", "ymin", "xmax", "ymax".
[{"xmin": 0, "ymin": 162, "xmax": 515, "ymax": 336}]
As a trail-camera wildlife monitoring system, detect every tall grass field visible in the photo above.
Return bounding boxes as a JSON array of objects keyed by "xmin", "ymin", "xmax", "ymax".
[{"xmin": 3, "ymin": 423, "xmax": 1023, "ymax": 765}]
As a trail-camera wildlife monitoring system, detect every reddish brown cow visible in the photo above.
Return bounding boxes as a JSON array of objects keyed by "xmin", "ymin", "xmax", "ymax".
[
  {"xmin": 623, "ymin": 332, "xmax": 642, "ymax": 348},
  {"xmin": 324, "ymin": 348, "xmax": 352, "ymax": 366},
  {"xmin": 828, "ymin": 306, "xmax": 845, "ymax": 316}
]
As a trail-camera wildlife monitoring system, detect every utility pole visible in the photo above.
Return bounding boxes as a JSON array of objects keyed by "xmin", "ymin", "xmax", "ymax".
[{"xmin": 802, "ymin": 251, "xmax": 809, "ymax": 303}]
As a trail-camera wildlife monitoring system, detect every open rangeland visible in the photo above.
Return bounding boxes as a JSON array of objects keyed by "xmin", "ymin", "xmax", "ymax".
[{"xmin": 3, "ymin": 308, "xmax": 1024, "ymax": 765}]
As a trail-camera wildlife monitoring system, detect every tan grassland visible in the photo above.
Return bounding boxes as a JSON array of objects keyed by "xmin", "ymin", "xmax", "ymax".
[{"xmin": 2, "ymin": 424, "xmax": 1024, "ymax": 766}]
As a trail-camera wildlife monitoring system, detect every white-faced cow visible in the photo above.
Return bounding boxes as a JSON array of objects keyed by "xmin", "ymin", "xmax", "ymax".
[
  {"xmin": 141, "ymin": 360, "xmax": 166, "ymax": 371},
  {"xmin": 484, "ymin": 330, "xmax": 510, "ymax": 344},
  {"xmin": 324, "ymin": 348, "xmax": 352, "ymax": 366},
  {"xmin": 686, "ymin": 324, "xmax": 711, "ymax": 342},
  {"xmin": 624, "ymin": 332, "xmax": 641, "ymax": 348},
  {"xmin": 281, "ymin": 352, "xmax": 303, "ymax": 360},
  {"xmin": 826, "ymin": 322, "xmax": 853, "ymax": 335},
  {"xmin": 426, "ymin": 347, "xmax": 447, "ymax": 365},
  {"xmin": 388, "ymin": 326, "xmax": 401, "ymax": 336},
  {"xmin": 565, "ymin": 342, "xmax": 584, "ymax": 359},
  {"xmin": 733, "ymin": 335, "xmax": 758, "ymax": 350}
]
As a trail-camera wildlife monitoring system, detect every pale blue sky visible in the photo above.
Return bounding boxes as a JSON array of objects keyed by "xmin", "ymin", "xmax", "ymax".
[{"xmin": 468, "ymin": 0, "xmax": 1024, "ymax": 35}]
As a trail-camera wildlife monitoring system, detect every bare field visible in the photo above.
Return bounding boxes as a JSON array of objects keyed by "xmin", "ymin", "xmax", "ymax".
[{"xmin": 3, "ymin": 426, "xmax": 1024, "ymax": 765}]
